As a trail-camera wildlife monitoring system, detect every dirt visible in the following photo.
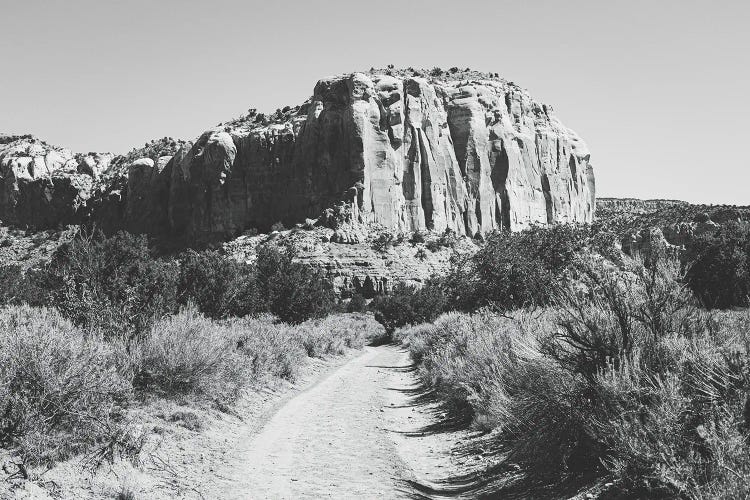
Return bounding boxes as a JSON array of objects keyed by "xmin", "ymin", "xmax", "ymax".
[
  {"xmin": 7, "ymin": 345, "xmax": 491, "ymax": 499},
  {"xmin": 201, "ymin": 344, "xmax": 483, "ymax": 499}
]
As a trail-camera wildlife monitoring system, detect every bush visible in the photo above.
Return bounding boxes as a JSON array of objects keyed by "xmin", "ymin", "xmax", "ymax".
[
  {"xmin": 177, "ymin": 250, "xmax": 260, "ymax": 319},
  {"xmin": 370, "ymin": 281, "xmax": 446, "ymax": 336},
  {"xmin": 410, "ymin": 231, "xmax": 426, "ymax": 244},
  {"xmin": 294, "ymin": 313, "xmax": 385, "ymax": 357},
  {"xmin": 443, "ymin": 225, "xmax": 589, "ymax": 311},
  {"xmin": 684, "ymin": 221, "xmax": 750, "ymax": 308},
  {"xmin": 0, "ymin": 265, "xmax": 24, "ymax": 304},
  {"xmin": 256, "ymin": 245, "xmax": 335, "ymax": 324},
  {"xmin": 0, "ymin": 305, "xmax": 133, "ymax": 465},
  {"xmin": 404, "ymin": 258, "xmax": 750, "ymax": 497},
  {"xmin": 425, "ymin": 229, "xmax": 457, "ymax": 252},
  {"xmin": 548, "ymin": 258, "xmax": 705, "ymax": 380},
  {"xmin": 133, "ymin": 306, "xmax": 247, "ymax": 401},
  {"xmin": 371, "ymin": 231, "xmax": 395, "ymax": 252},
  {"xmin": 228, "ymin": 315, "xmax": 306, "ymax": 382},
  {"xmin": 346, "ymin": 292, "xmax": 368, "ymax": 313},
  {"xmin": 39, "ymin": 231, "xmax": 178, "ymax": 341}
]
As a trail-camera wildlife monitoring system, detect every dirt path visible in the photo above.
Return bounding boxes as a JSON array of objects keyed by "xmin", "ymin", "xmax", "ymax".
[{"xmin": 204, "ymin": 344, "xmax": 477, "ymax": 500}]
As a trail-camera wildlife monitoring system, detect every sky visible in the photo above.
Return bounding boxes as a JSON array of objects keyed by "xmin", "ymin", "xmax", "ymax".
[{"xmin": 1, "ymin": 0, "xmax": 748, "ymax": 204}]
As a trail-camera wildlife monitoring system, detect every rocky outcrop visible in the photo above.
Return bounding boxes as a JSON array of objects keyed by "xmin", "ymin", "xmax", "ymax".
[
  {"xmin": 0, "ymin": 135, "xmax": 112, "ymax": 227},
  {"xmin": 120, "ymin": 71, "xmax": 594, "ymax": 244},
  {"xmin": 1, "ymin": 69, "xmax": 596, "ymax": 243},
  {"xmin": 224, "ymin": 227, "xmax": 477, "ymax": 296},
  {"xmin": 598, "ymin": 197, "xmax": 750, "ymax": 261},
  {"xmin": 596, "ymin": 198, "xmax": 688, "ymax": 217}
]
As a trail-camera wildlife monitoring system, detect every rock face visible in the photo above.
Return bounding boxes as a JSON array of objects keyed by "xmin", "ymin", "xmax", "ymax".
[
  {"xmin": 1, "ymin": 70, "xmax": 596, "ymax": 243},
  {"xmin": 0, "ymin": 135, "xmax": 112, "ymax": 227},
  {"xmin": 224, "ymin": 227, "xmax": 477, "ymax": 296},
  {"xmin": 122, "ymin": 72, "xmax": 594, "ymax": 243}
]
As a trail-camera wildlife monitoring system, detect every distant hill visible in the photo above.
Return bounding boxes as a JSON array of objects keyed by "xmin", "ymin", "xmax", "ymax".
[{"xmin": 596, "ymin": 197, "xmax": 750, "ymax": 259}]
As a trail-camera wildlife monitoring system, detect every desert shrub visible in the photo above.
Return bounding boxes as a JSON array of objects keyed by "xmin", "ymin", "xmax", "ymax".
[
  {"xmin": 346, "ymin": 292, "xmax": 368, "ymax": 313},
  {"xmin": 587, "ymin": 329, "xmax": 750, "ymax": 498},
  {"xmin": 0, "ymin": 265, "xmax": 24, "ymax": 304},
  {"xmin": 133, "ymin": 306, "xmax": 247, "ymax": 402},
  {"xmin": 255, "ymin": 245, "xmax": 335, "ymax": 324},
  {"xmin": 270, "ymin": 221, "xmax": 285, "ymax": 232},
  {"xmin": 229, "ymin": 315, "xmax": 306, "ymax": 381},
  {"xmin": 425, "ymin": 229, "xmax": 457, "ymax": 252},
  {"xmin": 548, "ymin": 258, "xmax": 705, "ymax": 381},
  {"xmin": 371, "ymin": 231, "xmax": 394, "ymax": 252},
  {"xmin": 38, "ymin": 231, "xmax": 178, "ymax": 341},
  {"xmin": 320, "ymin": 201, "xmax": 353, "ymax": 230},
  {"xmin": 405, "ymin": 258, "xmax": 750, "ymax": 497},
  {"xmin": 370, "ymin": 281, "xmax": 447, "ymax": 336},
  {"xmin": 684, "ymin": 221, "xmax": 750, "ymax": 308},
  {"xmin": 0, "ymin": 305, "xmax": 133, "ymax": 465},
  {"xmin": 444, "ymin": 225, "xmax": 589, "ymax": 311},
  {"xmin": 294, "ymin": 313, "xmax": 385, "ymax": 357},
  {"xmin": 177, "ymin": 250, "xmax": 260, "ymax": 319},
  {"xmin": 410, "ymin": 231, "xmax": 426, "ymax": 244}
]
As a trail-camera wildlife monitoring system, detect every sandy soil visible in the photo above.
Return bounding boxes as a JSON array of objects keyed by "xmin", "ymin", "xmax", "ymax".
[
  {"xmin": 201, "ymin": 344, "xmax": 483, "ymax": 499},
  {"xmin": 5, "ymin": 345, "xmax": 491, "ymax": 499}
]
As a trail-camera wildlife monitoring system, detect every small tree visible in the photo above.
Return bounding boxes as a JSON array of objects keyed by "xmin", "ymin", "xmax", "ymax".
[
  {"xmin": 39, "ymin": 231, "xmax": 178, "ymax": 340},
  {"xmin": 177, "ymin": 250, "xmax": 260, "ymax": 319},
  {"xmin": 684, "ymin": 221, "xmax": 750, "ymax": 308},
  {"xmin": 445, "ymin": 225, "xmax": 588, "ymax": 311},
  {"xmin": 370, "ymin": 281, "xmax": 446, "ymax": 336},
  {"xmin": 346, "ymin": 292, "xmax": 368, "ymax": 313},
  {"xmin": 256, "ymin": 245, "xmax": 335, "ymax": 324}
]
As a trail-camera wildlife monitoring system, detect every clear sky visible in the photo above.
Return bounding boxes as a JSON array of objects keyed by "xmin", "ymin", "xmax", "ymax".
[{"xmin": 1, "ymin": 0, "xmax": 748, "ymax": 204}]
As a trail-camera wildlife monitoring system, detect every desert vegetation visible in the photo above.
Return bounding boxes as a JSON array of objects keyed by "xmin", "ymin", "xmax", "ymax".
[
  {"xmin": 387, "ymin": 223, "xmax": 750, "ymax": 498},
  {"xmin": 3, "ymin": 218, "xmax": 750, "ymax": 498},
  {"xmin": 0, "ymin": 230, "xmax": 383, "ymax": 474}
]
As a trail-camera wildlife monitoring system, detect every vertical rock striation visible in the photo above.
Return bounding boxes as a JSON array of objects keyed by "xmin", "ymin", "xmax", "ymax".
[
  {"xmin": 0, "ymin": 70, "xmax": 596, "ymax": 243},
  {"xmin": 128, "ymin": 71, "xmax": 595, "ymax": 244}
]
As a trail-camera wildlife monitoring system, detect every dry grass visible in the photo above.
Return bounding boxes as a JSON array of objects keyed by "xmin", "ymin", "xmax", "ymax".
[
  {"xmin": 401, "ymin": 260, "xmax": 750, "ymax": 498},
  {"xmin": 133, "ymin": 305, "xmax": 249, "ymax": 402},
  {"xmin": 0, "ymin": 305, "xmax": 133, "ymax": 466},
  {"xmin": 230, "ymin": 315, "xmax": 307, "ymax": 382},
  {"xmin": 0, "ymin": 302, "xmax": 383, "ymax": 471},
  {"xmin": 295, "ymin": 312, "xmax": 385, "ymax": 358}
]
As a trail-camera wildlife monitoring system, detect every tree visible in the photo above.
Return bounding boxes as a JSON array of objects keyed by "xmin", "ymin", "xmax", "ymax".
[
  {"xmin": 446, "ymin": 225, "xmax": 588, "ymax": 311},
  {"xmin": 370, "ymin": 281, "xmax": 446, "ymax": 336},
  {"xmin": 40, "ymin": 230, "xmax": 178, "ymax": 340},
  {"xmin": 684, "ymin": 222, "xmax": 750, "ymax": 308},
  {"xmin": 177, "ymin": 250, "xmax": 260, "ymax": 319},
  {"xmin": 256, "ymin": 245, "xmax": 335, "ymax": 324}
]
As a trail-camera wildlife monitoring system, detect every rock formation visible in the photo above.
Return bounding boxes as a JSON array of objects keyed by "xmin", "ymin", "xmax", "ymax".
[
  {"xmin": 0, "ymin": 135, "xmax": 112, "ymax": 227},
  {"xmin": 596, "ymin": 197, "xmax": 689, "ymax": 216},
  {"xmin": 597, "ymin": 197, "xmax": 750, "ymax": 261},
  {"xmin": 1, "ymin": 69, "xmax": 596, "ymax": 244}
]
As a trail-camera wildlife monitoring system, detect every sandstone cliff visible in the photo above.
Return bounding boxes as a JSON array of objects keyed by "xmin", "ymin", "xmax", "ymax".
[
  {"xmin": 0, "ymin": 134, "xmax": 112, "ymax": 227},
  {"xmin": 1, "ymin": 69, "xmax": 596, "ymax": 243}
]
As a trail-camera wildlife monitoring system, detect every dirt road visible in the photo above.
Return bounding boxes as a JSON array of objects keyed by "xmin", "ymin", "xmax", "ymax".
[{"xmin": 205, "ymin": 344, "xmax": 474, "ymax": 500}]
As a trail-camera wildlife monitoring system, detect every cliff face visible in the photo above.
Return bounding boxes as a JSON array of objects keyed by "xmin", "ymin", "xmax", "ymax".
[
  {"xmin": 1, "ymin": 70, "xmax": 596, "ymax": 242},
  {"xmin": 0, "ymin": 135, "xmax": 112, "ymax": 227}
]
